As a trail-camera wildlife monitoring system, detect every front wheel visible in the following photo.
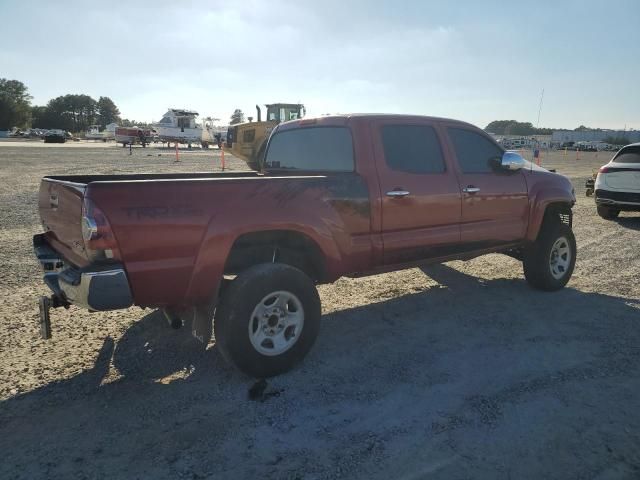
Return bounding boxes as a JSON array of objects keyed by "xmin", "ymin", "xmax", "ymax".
[
  {"xmin": 214, "ymin": 263, "xmax": 321, "ymax": 377},
  {"xmin": 597, "ymin": 205, "xmax": 619, "ymax": 219},
  {"xmin": 523, "ymin": 222, "xmax": 576, "ymax": 291}
]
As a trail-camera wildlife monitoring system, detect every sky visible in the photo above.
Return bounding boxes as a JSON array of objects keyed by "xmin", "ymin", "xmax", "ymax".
[{"xmin": 1, "ymin": 0, "xmax": 639, "ymax": 130}]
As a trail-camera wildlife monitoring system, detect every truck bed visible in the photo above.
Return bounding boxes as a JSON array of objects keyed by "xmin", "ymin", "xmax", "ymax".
[
  {"xmin": 39, "ymin": 170, "xmax": 372, "ymax": 307},
  {"xmin": 43, "ymin": 171, "xmax": 262, "ymax": 185}
]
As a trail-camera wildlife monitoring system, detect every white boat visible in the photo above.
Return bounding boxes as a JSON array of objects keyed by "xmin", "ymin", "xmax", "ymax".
[
  {"xmin": 154, "ymin": 109, "xmax": 204, "ymax": 146},
  {"xmin": 103, "ymin": 123, "xmax": 117, "ymax": 140},
  {"xmin": 85, "ymin": 125, "xmax": 104, "ymax": 141}
]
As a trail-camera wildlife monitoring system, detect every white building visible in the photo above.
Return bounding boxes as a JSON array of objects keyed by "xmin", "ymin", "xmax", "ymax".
[{"xmin": 552, "ymin": 130, "xmax": 640, "ymax": 144}]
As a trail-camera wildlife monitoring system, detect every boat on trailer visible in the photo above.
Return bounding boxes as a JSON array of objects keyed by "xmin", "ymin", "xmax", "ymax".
[
  {"xmin": 85, "ymin": 125, "xmax": 106, "ymax": 141},
  {"xmin": 154, "ymin": 108, "xmax": 208, "ymax": 147}
]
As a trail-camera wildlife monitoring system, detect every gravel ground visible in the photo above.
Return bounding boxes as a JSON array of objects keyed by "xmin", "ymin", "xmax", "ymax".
[{"xmin": 1, "ymin": 141, "xmax": 639, "ymax": 479}]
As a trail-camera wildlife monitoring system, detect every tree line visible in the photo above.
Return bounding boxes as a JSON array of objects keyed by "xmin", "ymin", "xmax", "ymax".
[
  {"xmin": 484, "ymin": 120, "xmax": 632, "ymax": 137},
  {"xmin": 486, "ymin": 120, "xmax": 633, "ymax": 145},
  {"xmin": 30, "ymin": 95, "xmax": 121, "ymax": 132},
  {"xmin": 0, "ymin": 78, "xmax": 146, "ymax": 132},
  {"xmin": 484, "ymin": 120, "xmax": 554, "ymax": 136}
]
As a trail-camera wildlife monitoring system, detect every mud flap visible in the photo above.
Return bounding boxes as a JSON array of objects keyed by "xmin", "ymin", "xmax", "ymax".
[{"xmin": 190, "ymin": 306, "xmax": 214, "ymax": 345}]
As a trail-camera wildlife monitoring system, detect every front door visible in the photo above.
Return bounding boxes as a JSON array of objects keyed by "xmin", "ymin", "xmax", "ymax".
[
  {"xmin": 372, "ymin": 119, "xmax": 462, "ymax": 265},
  {"xmin": 444, "ymin": 126, "xmax": 529, "ymax": 246}
]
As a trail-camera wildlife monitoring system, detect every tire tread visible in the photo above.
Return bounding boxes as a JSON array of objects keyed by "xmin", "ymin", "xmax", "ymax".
[{"xmin": 523, "ymin": 220, "xmax": 576, "ymax": 291}]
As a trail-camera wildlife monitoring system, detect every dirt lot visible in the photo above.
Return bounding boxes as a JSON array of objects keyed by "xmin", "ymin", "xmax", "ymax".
[{"xmin": 1, "ymin": 141, "xmax": 639, "ymax": 479}]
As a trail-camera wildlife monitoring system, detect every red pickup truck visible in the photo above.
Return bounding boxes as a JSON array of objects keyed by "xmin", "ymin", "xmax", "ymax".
[{"xmin": 34, "ymin": 114, "xmax": 576, "ymax": 377}]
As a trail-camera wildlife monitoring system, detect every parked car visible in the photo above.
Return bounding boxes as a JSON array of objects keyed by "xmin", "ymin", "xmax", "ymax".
[
  {"xmin": 594, "ymin": 143, "xmax": 640, "ymax": 219},
  {"xmin": 43, "ymin": 129, "xmax": 66, "ymax": 143},
  {"xmin": 33, "ymin": 114, "xmax": 577, "ymax": 377},
  {"xmin": 576, "ymin": 143, "xmax": 598, "ymax": 152}
]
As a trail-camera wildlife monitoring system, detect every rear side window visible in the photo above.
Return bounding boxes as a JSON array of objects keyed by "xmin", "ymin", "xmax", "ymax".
[
  {"xmin": 613, "ymin": 145, "xmax": 640, "ymax": 164},
  {"xmin": 265, "ymin": 127, "xmax": 354, "ymax": 171},
  {"xmin": 381, "ymin": 125, "xmax": 445, "ymax": 173},
  {"xmin": 448, "ymin": 127, "xmax": 503, "ymax": 173}
]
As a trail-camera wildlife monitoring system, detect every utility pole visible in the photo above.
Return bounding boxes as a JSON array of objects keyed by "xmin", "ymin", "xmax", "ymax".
[{"xmin": 536, "ymin": 88, "xmax": 545, "ymax": 129}]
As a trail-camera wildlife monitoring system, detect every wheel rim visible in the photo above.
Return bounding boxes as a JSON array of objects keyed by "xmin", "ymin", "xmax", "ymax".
[
  {"xmin": 549, "ymin": 236, "xmax": 571, "ymax": 280},
  {"xmin": 248, "ymin": 291, "xmax": 304, "ymax": 356}
]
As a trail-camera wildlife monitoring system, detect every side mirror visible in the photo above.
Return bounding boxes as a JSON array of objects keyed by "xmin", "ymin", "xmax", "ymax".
[{"xmin": 501, "ymin": 151, "xmax": 526, "ymax": 170}]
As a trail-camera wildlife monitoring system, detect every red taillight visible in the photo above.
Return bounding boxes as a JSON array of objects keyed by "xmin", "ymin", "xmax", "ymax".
[
  {"xmin": 82, "ymin": 199, "xmax": 120, "ymax": 261},
  {"xmin": 599, "ymin": 166, "xmax": 610, "ymax": 174}
]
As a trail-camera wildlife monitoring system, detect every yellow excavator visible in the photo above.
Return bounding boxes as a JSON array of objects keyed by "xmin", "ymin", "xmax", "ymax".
[{"xmin": 226, "ymin": 103, "xmax": 305, "ymax": 170}]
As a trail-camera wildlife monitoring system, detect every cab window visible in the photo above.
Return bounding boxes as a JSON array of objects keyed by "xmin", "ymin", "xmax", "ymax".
[
  {"xmin": 381, "ymin": 125, "xmax": 445, "ymax": 173},
  {"xmin": 265, "ymin": 127, "xmax": 354, "ymax": 171},
  {"xmin": 448, "ymin": 127, "xmax": 503, "ymax": 173}
]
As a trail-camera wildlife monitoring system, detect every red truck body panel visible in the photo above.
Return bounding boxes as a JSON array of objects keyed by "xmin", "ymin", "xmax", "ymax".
[
  {"xmin": 437, "ymin": 119, "xmax": 531, "ymax": 245},
  {"xmin": 37, "ymin": 114, "xmax": 575, "ymax": 311},
  {"xmin": 86, "ymin": 174, "xmax": 372, "ymax": 306}
]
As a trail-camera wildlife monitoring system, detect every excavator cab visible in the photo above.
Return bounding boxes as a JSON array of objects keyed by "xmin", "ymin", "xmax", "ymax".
[
  {"xmin": 228, "ymin": 103, "xmax": 305, "ymax": 171},
  {"xmin": 264, "ymin": 103, "xmax": 306, "ymax": 123}
]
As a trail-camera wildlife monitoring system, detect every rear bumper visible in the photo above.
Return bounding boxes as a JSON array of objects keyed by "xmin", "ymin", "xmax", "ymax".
[
  {"xmin": 595, "ymin": 189, "xmax": 640, "ymax": 210},
  {"xmin": 33, "ymin": 234, "xmax": 133, "ymax": 311}
]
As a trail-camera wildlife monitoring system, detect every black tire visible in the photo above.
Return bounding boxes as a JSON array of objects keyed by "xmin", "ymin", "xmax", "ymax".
[
  {"xmin": 214, "ymin": 263, "xmax": 321, "ymax": 377},
  {"xmin": 597, "ymin": 205, "xmax": 620, "ymax": 219},
  {"xmin": 523, "ymin": 221, "xmax": 576, "ymax": 291}
]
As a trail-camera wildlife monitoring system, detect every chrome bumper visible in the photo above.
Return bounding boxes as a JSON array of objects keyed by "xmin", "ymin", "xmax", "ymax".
[{"xmin": 33, "ymin": 234, "xmax": 133, "ymax": 311}]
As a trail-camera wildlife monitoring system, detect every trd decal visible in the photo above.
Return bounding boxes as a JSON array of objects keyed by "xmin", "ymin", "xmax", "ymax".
[{"xmin": 124, "ymin": 205, "xmax": 203, "ymax": 220}]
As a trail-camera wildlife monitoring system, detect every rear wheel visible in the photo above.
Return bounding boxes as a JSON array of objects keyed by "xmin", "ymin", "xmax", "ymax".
[
  {"xmin": 214, "ymin": 263, "xmax": 321, "ymax": 377},
  {"xmin": 597, "ymin": 205, "xmax": 620, "ymax": 219},
  {"xmin": 523, "ymin": 221, "xmax": 576, "ymax": 291}
]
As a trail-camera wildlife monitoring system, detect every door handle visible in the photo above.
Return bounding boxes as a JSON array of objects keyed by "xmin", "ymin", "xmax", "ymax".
[
  {"xmin": 386, "ymin": 190, "xmax": 410, "ymax": 197},
  {"xmin": 462, "ymin": 186, "xmax": 480, "ymax": 194}
]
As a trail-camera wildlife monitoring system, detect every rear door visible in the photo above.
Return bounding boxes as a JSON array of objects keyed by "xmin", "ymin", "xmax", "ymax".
[
  {"xmin": 372, "ymin": 118, "xmax": 461, "ymax": 265},
  {"xmin": 444, "ymin": 126, "xmax": 529, "ymax": 246}
]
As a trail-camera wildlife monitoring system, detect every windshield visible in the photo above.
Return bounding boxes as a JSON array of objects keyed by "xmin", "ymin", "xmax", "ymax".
[
  {"xmin": 264, "ymin": 127, "xmax": 354, "ymax": 171},
  {"xmin": 613, "ymin": 145, "xmax": 640, "ymax": 164},
  {"xmin": 266, "ymin": 105, "xmax": 303, "ymax": 122}
]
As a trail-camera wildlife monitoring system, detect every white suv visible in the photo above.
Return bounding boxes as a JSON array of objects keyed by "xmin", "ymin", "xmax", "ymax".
[{"xmin": 594, "ymin": 143, "xmax": 640, "ymax": 219}]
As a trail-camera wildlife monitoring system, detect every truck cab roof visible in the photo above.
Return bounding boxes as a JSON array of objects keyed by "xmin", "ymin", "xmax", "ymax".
[{"xmin": 275, "ymin": 113, "xmax": 478, "ymax": 132}]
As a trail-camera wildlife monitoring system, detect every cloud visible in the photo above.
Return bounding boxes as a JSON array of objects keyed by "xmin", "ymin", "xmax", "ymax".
[{"xmin": 1, "ymin": 0, "xmax": 638, "ymax": 129}]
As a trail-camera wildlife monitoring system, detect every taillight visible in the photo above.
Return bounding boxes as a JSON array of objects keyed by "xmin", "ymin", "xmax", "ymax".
[
  {"xmin": 599, "ymin": 166, "xmax": 610, "ymax": 174},
  {"xmin": 82, "ymin": 198, "xmax": 120, "ymax": 261}
]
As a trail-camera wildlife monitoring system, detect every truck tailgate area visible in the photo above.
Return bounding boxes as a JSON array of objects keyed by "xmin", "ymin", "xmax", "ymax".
[{"xmin": 38, "ymin": 178, "xmax": 88, "ymax": 267}]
